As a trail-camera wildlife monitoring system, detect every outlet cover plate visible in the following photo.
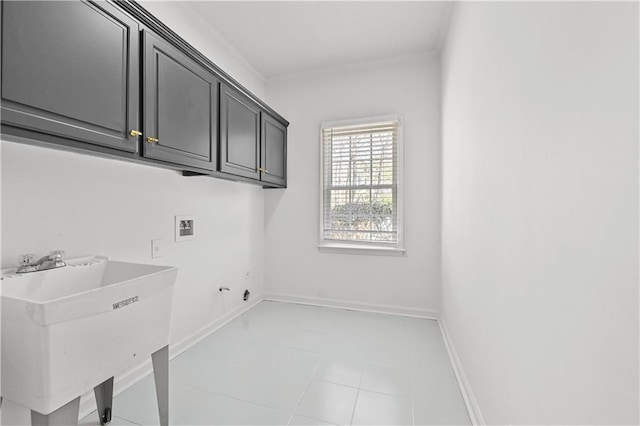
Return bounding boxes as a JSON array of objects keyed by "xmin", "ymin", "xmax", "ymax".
[
  {"xmin": 151, "ymin": 239, "xmax": 163, "ymax": 258},
  {"xmin": 175, "ymin": 215, "xmax": 195, "ymax": 242}
]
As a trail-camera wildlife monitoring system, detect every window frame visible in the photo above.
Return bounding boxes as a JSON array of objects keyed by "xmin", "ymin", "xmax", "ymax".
[{"xmin": 318, "ymin": 114, "xmax": 405, "ymax": 256}]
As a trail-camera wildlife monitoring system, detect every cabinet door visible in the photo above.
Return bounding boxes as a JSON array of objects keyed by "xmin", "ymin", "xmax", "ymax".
[
  {"xmin": 219, "ymin": 84, "xmax": 260, "ymax": 180},
  {"xmin": 143, "ymin": 31, "xmax": 218, "ymax": 170},
  {"xmin": 261, "ymin": 113, "xmax": 287, "ymax": 187},
  {"xmin": 1, "ymin": 1, "xmax": 139, "ymax": 152}
]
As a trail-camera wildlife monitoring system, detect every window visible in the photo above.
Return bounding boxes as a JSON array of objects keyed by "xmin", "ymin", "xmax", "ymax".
[{"xmin": 319, "ymin": 115, "xmax": 404, "ymax": 255}]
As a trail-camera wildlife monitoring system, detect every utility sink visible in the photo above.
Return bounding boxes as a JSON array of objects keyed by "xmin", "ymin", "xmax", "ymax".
[{"xmin": 1, "ymin": 255, "xmax": 178, "ymax": 422}]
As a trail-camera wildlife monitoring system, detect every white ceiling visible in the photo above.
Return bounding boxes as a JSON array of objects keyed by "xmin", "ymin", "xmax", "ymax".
[{"xmin": 182, "ymin": 1, "xmax": 452, "ymax": 79}]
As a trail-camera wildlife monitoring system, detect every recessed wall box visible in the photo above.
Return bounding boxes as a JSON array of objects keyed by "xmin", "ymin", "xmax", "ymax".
[{"xmin": 175, "ymin": 215, "xmax": 195, "ymax": 241}]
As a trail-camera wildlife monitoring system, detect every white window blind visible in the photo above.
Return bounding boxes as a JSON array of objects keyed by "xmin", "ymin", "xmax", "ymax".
[{"xmin": 320, "ymin": 116, "xmax": 402, "ymax": 250}]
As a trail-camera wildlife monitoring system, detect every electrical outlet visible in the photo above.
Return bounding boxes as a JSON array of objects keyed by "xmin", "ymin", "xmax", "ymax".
[{"xmin": 151, "ymin": 239, "xmax": 163, "ymax": 258}]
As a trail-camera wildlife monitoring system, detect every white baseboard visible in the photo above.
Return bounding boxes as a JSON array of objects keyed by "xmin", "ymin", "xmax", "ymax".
[
  {"xmin": 438, "ymin": 317, "xmax": 485, "ymax": 426},
  {"xmin": 169, "ymin": 294, "xmax": 264, "ymax": 359},
  {"xmin": 77, "ymin": 294, "xmax": 265, "ymax": 420},
  {"xmin": 263, "ymin": 292, "xmax": 439, "ymax": 319}
]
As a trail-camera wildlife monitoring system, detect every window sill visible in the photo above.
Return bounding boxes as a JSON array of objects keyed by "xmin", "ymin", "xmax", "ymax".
[{"xmin": 318, "ymin": 244, "xmax": 406, "ymax": 256}]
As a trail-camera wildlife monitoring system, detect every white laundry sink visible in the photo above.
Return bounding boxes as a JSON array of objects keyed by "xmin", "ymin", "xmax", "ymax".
[{"xmin": 1, "ymin": 256, "xmax": 178, "ymax": 416}]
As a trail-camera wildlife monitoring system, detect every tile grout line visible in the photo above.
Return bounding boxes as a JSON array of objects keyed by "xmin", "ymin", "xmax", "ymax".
[
  {"xmin": 179, "ymin": 338, "xmax": 318, "ymax": 421},
  {"xmin": 118, "ymin": 415, "xmax": 144, "ymax": 426},
  {"xmin": 104, "ymin": 405, "xmax": 145, "ymax": 426},
  {"xmin": 288, "ymin": 354, "xmax": 323, "ymax": 425},
  {"xmin": 179, "ymin": 384, "xmax": 292, "ymax": 418},
  {"xmin": 348, "ymin": 364, "xmax": 365, "ymax": 425},
  {"xmin": 407, "ymin": 336, "xmax": 417, "ymax": 426},
  {"xmin": 349, "ymin": 388, "xmax": 361, "ymax": 426}
]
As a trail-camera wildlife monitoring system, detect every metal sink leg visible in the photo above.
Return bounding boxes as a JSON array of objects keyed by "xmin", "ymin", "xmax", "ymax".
[
  {"xmin": 94, "ymin": 376, "xmax": 114, "ymax": 425},
  {"xmin": 152, "ymin": 345, "xmax": 169, "ymax": 426}
]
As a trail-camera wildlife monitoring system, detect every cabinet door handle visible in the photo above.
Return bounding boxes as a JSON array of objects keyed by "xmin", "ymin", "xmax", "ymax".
[
  {"xmin": 130, "ymin": 130, "xmax": 142, "ymax": 137},
  {"xmin": 258, "ymin": 167, "xmax": 268, "ymax": 174},
  {"xmin": 146, "ymin": 137, "xmax": 159, "ymax": 144}
]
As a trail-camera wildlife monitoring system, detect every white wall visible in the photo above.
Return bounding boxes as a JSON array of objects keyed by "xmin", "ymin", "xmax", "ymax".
[
  {"xmin": 1, "ymin": 143, "xmax": 264, "ymax": 343},
  {"xmin": 1, "ymin": 1, "xmax": 267, "ymax": 359},
  {"xmin": 264, "ymin": 53, "xmax": 441, "ymax": 315},
  {"xmin": 441, "ymin": 2, "xmax": 639, "ymax": 424}
]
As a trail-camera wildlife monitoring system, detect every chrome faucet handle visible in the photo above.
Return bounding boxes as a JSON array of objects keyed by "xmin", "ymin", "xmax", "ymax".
[
  {"xmin": 18, "ymin": 253, "xmax": 35, "ymax": 266},
  {"xmin": 49, "ymin": 250, "xmax": 65, "ymax": 260}
]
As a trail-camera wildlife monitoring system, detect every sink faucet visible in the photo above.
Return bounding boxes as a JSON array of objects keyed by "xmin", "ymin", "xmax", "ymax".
[{"xmin": 16, "ymin": 250, "xmax": 66, "ymax": 274}]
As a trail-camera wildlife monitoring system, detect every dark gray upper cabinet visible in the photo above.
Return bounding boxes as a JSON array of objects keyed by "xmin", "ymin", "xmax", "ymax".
[
  {"xmin": 219, "ymin": 84, "xmax": 288, "ymax": 187},
  {"xmin": 1, "ymin": 0, "xmax": 139, "ymax": 152},
  {"xmin": 143, "ymin": 31, "xmax": 218, "ymax": 171},
  {"xmin": 219, "ymin": 84, "xmax": 261, "ymax": 180},
  {"xmin": 261, "ymin": 113, "xmax": 287, "ymax": 187},
  {"xmin": 1, "ymin": 0, "xmax": 288, "ymax": 186}
]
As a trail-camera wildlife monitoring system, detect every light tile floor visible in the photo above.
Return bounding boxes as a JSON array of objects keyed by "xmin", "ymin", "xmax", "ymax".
[{"xmin": 81, "ymin": 301, "xmax": 470, "ymax": 425}]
